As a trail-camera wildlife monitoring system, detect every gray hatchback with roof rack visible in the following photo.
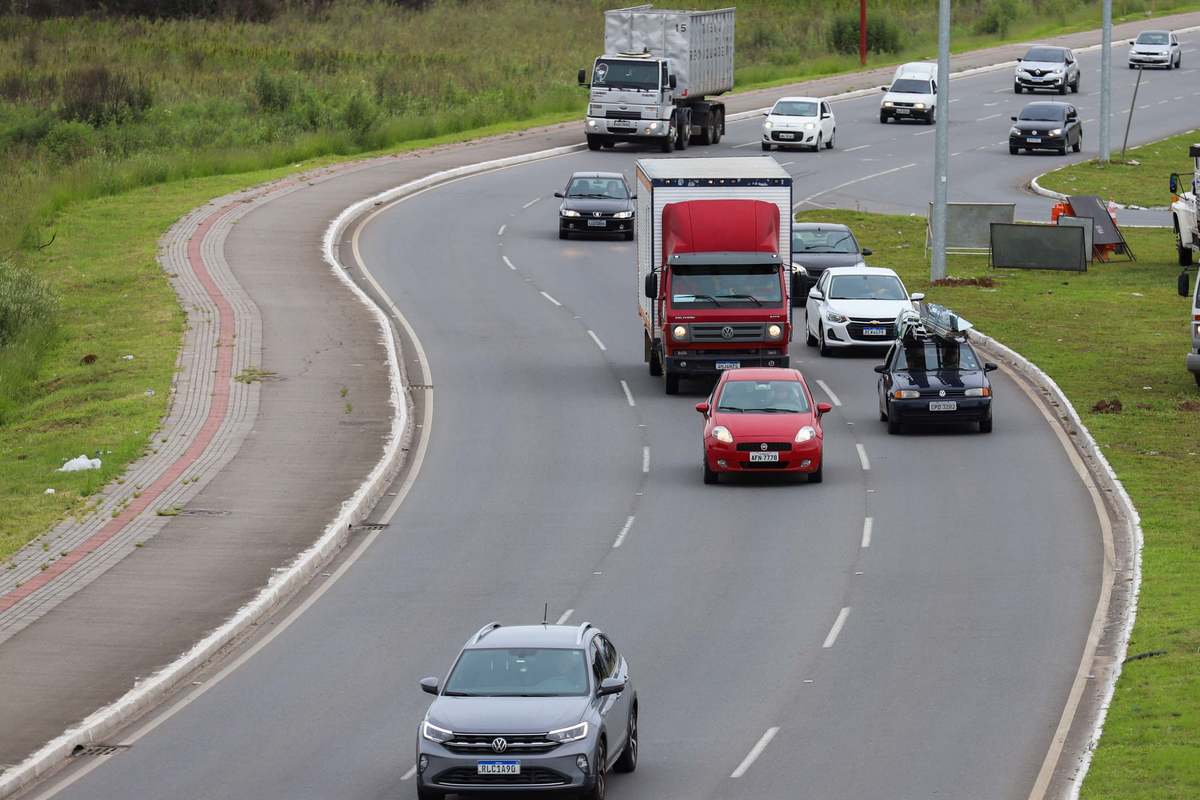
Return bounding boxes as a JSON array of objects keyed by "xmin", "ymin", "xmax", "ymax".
[{"xmin": 415, "ymin": 621, "xmax": 637, "ymax": 799}]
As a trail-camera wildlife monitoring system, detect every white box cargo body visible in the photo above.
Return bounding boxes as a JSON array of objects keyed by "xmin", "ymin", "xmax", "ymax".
[{"xmin": 604, "ymin": 5, "xmax": 735, "ymax": 98}]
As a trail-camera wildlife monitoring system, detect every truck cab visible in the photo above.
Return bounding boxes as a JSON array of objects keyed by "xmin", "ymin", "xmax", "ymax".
[{"xmin": 1171, "ymin": 144, "xmax": 1200, "ymax": 386}]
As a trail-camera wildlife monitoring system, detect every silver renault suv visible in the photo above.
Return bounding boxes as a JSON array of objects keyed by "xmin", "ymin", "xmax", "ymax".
[{"xmin": 415, "ymin": 622, "xmax": 638, "ymax": 799}]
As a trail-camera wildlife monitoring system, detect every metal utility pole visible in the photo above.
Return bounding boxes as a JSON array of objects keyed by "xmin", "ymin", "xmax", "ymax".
[
  {"xmin": 1121, "ymin": 66, "xmax": 1144, "ymax": 158},
  {"xmin": 931, "ymin": 0, "xmax": 950, "ymax": 281},
  {"xmin": 860, "ymin": 0, "xmax": 868, "ymax": 66},
  {"xmin": 1100, "ymin": 0, "xmax": 1112, "ymax": 162}
]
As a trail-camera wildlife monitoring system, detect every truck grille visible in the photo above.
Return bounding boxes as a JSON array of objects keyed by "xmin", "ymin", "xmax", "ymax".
[
  {"xmin": 690, "ymin": 323, "xmax": 766, "ymax": 342},
  {"xmin": 434, "ymin": 767, "xmax": 568, "ymax": 786},
  {"xmin": 736, "ymin": 442, "xmax": 792, "ymax": 452},
  {"xmin": 443, "ymin": 733, "xmax": 557, "ymax": 754},
  {"xmin": 605, "ymin": 110, "xmax": 642, "ymax": 120}
]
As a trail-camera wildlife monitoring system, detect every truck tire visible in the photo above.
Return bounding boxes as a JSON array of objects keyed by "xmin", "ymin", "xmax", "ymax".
[
  {"xmin": 664, "ymin": 370, "xmax": 680, "ymax": 395},
  {"xmin": 713, "ymin": 109, "xmax": 724, "ymax": 143},
  {"xmin": 587, "ymin": 135, "xmax": 602, "ymax": 151},
  {"xmin": 660, "ymin": 134, "xmax": 674, "ymax": 154},
  {"xmin": 647, "ymin": 336, "xmax": 663, "ymax": 376},
  {"xmin": 676, "ymin": 121, "xmax": 689, "ymax": 150},
  {"xmin": 1176, "ymin": 218, "xmax": 1194, "ymax": 266}
]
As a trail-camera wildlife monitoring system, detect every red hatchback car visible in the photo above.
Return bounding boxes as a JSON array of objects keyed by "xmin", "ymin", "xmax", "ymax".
[{"xmin": 695, "ymin": 368, "xmax": 831, "ymax": 484}]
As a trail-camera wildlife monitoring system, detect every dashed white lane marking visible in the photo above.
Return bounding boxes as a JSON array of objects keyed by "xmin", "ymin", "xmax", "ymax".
[
  {"xmin": 1084, "ymin": 118, "xmax": 1095, "ymax": 124},
  {"xmin": 540, "ymin": 291, "xmax": 562, "ymax": 306},
  {"xmin": 780, "ymin": 160, "xmax": 795, "ymax": 166},
  {"xmin": 856, "ymin": 443, "xmax": 871, "ymax": 471},
  {"xmin": 1137, "ymin": 104, "xmax": 1150, "ymax": 110},
  {"xmin": 1157, "ymin": 99, "xmax": 1169, "ymax": 105},
  {"xmin": 861, "ymin": 517, "xmax": 873, "ymax": 548},
  {"xmin": 844, "ymin": 144, "xmax": 870, "ymax": 152},
  {"xmin": 797, "ymin": 163, "xmax": 915, "ymax": 206},
  {"xmin": 730, "ymin": 727, "xmax": 780, "ymax": 778},
  {"xmin": 984, "ymin": 101, "xmax": 999, "ymax": 107},
  {"xmin": 401, "ymin": 766, "xmax": 416, "ymax": 781},
  {"xmin": 612, "ymin": 516, "xmax": 636, "ymax": 548},
  {"xmin": 815, "ymin": 379, "xmax": 842, "ymax": 407},
  {"xmin": 587, "ymin": 330, "xmax": 607, "ymax": 351},
  {"xmin": 502, "ymin": 255, "xmax": 516, "ymax": 270},
  {"xmin": 620, "ymin": 380, "xmax": 636, "ymax": 407},
  {"xmin": 556, "ymin": 608, "xmax": 574, "ymax": 625},
  {"xmin": 642, "ymin": 446, "xmax": 651, "ymax": 473},
  {"xmin": 823, "ymin": 607, "xmax": 851, "ymax": 648},
  {"xmin": 1121, "ymin": 108, "xmax": 1131, "ymax": 114},
  {"xmin": 977, "ymin": 113, "xmax": 1001, "ymax": 121},
  {"xmin": 951, "ymin": 151, "xmax": 963, "ymax": 157},
  {"xmin": 497, "ymin": 224, "xmax": 506, "ymax": 236},
  {"xmin": 522, "ymin": 196, "xmax": 541, "ymax": 209},
  {"xmin": 914, "ymin": 129, "xmax": 935, "ymax": 136},
  {"xmin": 732, "ymin": 140, "xmax": 761, "ymax": 149},
  {"xmin": 1173, "ymin": 96, "xmax": 1184, "ymax": 101}
]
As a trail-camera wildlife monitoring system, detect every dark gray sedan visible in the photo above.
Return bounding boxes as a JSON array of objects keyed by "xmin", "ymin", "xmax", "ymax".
[
  {"xmin": 1009, "ymin": 101, "xmax": 1081, "ymax": 155},
  {"xmin": 556, "ymin": 171, "xmax": 635, "ymax": 240},
  {"xmin": 790, "ymin": 222, "xmax": 871, "ymax": 305}
]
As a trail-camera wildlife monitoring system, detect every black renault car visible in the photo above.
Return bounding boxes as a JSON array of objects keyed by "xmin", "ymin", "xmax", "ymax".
[
  {"xmin": 1009, "ymin": 101, "xmax": 1082, "ymax": 155},
  {"xmin": 556, "ymin": 171, "xmax": 635, "ymax": 240},
  {"xmin": 876, "ymin": 333, "xmax": 997, "ymax": 434},
  {"xmin": 790, "ymin": 222, "xmax": 872, "ymax": 305}
]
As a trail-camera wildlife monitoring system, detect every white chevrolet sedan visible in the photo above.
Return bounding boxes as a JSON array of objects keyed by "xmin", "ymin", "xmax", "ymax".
[
  {"xmin": 762, "ymin": 96, "xmax": 835, "ymax": 152},
  {"xmin": 805, "ymin": 266, "xmax": 924, "ymax": 356}
]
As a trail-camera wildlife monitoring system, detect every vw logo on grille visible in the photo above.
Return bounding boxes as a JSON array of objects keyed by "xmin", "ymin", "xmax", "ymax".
[
  {"xmin": 491, "ymin": 738, "xmax": 508, "ymax": 753},
  {"xmin": 593, "ymin": 211, "xmax": 603, "ymax": 217},
  {"xmin": 939, "ymin": 389, "xmax": 946, "ymax": 397},
  {"xmin": 720, "ymin": 326, "xmax": 735, "ymax": 339},
  {"xmin": 760, "ymin": 443, "xmax": 769, "ymax": 451}
]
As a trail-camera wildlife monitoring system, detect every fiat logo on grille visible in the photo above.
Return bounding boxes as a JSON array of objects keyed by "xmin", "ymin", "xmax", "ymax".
[
  {"xmin": 760, "ymin": 443, "xmax": 768, "ymax": 451},
  {"xmin": 491, "ymin": 738, "xmax": 508, "ymax": 753},
  {"xmin": 720, "ymin": 326, "xmax": 735, "ymax": 339}
]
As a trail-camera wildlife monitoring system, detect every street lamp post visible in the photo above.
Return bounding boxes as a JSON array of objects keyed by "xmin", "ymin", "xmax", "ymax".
[{"xmin": 931, "ymin": 0, "xmax": 950, "ymax": 281}]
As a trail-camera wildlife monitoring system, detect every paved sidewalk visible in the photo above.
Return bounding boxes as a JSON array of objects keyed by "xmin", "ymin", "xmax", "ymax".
[{"xmin": 2, "ymin": 6, "xmax": 1197, "ymax": 775}]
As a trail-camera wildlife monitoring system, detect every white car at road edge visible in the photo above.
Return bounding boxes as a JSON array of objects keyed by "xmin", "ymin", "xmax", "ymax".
[
  {"xmin": 805, "ymin": 265, "xmax": 924, "ymax": 356},
  {"xmin": 762, "ymin": 96, "xmax": 836, "ymax": 151}
]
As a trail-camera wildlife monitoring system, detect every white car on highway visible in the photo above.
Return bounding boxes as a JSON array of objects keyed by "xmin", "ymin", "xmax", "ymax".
[
  {"xmin": 1128, "ymin": 30, "xmax": 1182, "ymax": 69},
  {"xmin": 805, "ymin": 266, "xmax": 924, "ymax": 356},
  {"xmin": 879, "ymin": 64, "xmax": 938, "ymax": 124},
  {"xmin": 762, "ymin": 96, "xmax": 836, "ymax": 151}
]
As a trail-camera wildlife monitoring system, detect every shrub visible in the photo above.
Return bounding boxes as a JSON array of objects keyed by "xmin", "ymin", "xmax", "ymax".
[
  {"xmin": 41, "ymin": 120, "xmax": 96, "ymax": 165},
  {"xmin": 974, "ymin": 0, "xmax": 1021, "ymax": 36},
  {"xmin": 340, "ymin": 89, "xmax": 378, "ymax": 141},
  {"xmin": 252, "ymin": 67, "xmax": 295, "ymax": 112},
  {"xmin": 827, "ymin": 13, "xmax": 902, "ymax": 55},
  {"xmin": 0, "ymin": 259, "xmax": 57, "ymax": 348},
  {"xmin": 60, "ymin": 65, "xmax": 152, "ymax": 126}
]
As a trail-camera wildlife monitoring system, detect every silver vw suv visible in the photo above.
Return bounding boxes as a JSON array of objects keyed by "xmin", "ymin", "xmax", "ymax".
[{"xmin": 415, "ymin": 622, "xmax": 638, "ymax": 799}]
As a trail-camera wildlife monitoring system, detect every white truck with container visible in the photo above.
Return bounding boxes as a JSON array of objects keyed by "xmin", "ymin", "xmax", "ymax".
[
  {"xmin": 578, "ymin": 5, "xmax": 734, "ymax": 153},
  {"xmin": 1171, "ymin": 143, "xmax": 1200, "ymax": 385}
]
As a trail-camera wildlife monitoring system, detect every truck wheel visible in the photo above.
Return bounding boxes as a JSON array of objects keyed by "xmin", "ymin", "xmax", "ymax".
[
  {"xmin": 587, "ymin": 135, "xmax": 602, "ymax": 151},
  {"xmin": 660, "ymin": 134, "xmax": 674, "ymax": 154},
  {"xmin": 1176, "ymin": 219, "xmax": 1194, "ymax": 266},
  {"xmin": 712, "ymin": 111, "xmax": 723, "ymax": 143},
  {"xmin": 647, "ymin": 338, "xmax": 663, "ymax": 376},
  {"xmin": 700, "ymin": 121, "xmax": 714, "ymax": 145},
  {"xmin": 676, "ymin": 121, "xmax": 689, "ymax": 150},
  {"xmin": 664, "ymin": 371, "xmax": 680, "ymax": 395}
]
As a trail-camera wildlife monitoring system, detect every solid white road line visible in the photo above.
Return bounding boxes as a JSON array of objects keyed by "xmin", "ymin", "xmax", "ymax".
[
  {"xmin": 730, "ymin": 727, "xmax": 780, "ymax": 778},
  {"xmin": 815, "ymin": 379, "xmax": 842, "ymax": 407},
  {"xmin": 977, "ymin": 113, "xmax": 1001, "ymax": 121},
  {"xmin": 861, "ymin": 517, "xmax": 873, "ymax": 548},
  {"xmin": 612, "ymin": 516, "xmax": 636, "ymax": 548},
  {"xmin": 856, "ymin": 443, "xmax": 871, "ymax": 471},
  {"xmin": 556, "ymin": 608, "xmax": 574, "ymax": 625},
  {"xmin": 401, "ymin": 766, "xmax": 417, "ymax": 781},
  {"xmin": 619, "ymin": 380, "xmax": 636, "ymax": 407},
  {"xmin": 540, "ymin": 291, "xmax": 561, "ymax": 306},
  {"xmin": 497, "ymin": 224, "xmax": 506, "ymax": 236},
  {"xmin": 823, "ymin": 607, "xmax": 851, "ymax": 648},
  {"xmin": 522, "ymin": 196, "xmax": 541, "ymax": 209},
  {"xmin": 731, "ymin": 140, "xmax": 761, "ymax": 149},
  {"xmin": 587, "ymin": 330, "xmax": 607, "ymax": 351},
  {"xmin": 642, "ymin": 446, "xmax": 651, "ymax": 473},
  {"xmin": 844, "ymin": 144, "xmax": 870, "ymax": 152},
  {"xmin": 502, "ymin": 255, "xmax": 516, "ymax": 270}
]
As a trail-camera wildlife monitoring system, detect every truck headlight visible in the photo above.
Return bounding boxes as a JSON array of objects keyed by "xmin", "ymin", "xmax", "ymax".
[
  {"xmin": 547, "ymin": 722, "xmax": 588, "ymax": 744},
  {"xmin": 612, "ymin": 210, "xmax": 633, "ymax": 219},
  {"xmin": 766, "ymin": 324, "xmax": 783, "ymax": 339},
  {"xmin": 711, "ymin": 426, "xmax": 734, "ymax": 444},
  {"xmin": 561, "ymin": 209, "xmax": 581, "ymax": 217},
  {"xmin": 647, "ymin": 121, "xmax": 660, "ymax": 131},
  {"xmin": 965, "ymin": 387, "xmax": 991, "ymax": 397},
  {"xmin": 795, "ymin": 426, "xmax": 816, "ymax": 443},
  {"xmin": 587, "ymin": 119, "xmax": 597, "ymax": 128},
  {"xmin": 672, "ymin": 324, "xmax": 689, "ymax": 340},
  {"xmin": 422, "ymin": 720, "xmax": 453, "ymax": 743},
  {"xmin": 893, "ymin": 389, "xmax": 920, "ymax": 399},
  {"xmin": 825, "ymin": 310, "xmax": 848, "ymax": 324}
]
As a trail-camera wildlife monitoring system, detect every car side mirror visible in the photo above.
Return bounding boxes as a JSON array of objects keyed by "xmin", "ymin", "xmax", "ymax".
[
  {"xmin": 984, "ymin": 362, "xmax": 999, "ymax": 373},
  {"xmin": 816, "ymin": 402, "xmax": 833, "ymax": 416},
  {"xmin": 861, "ymin": 247, "xmax": 873, "ymax": 256},
  {"xmin": 1170, "ymin": 173, "xmax": 1179, "ymax": 194},
  {"xmin": 630, "ymin": 193, "xmax": 637, "ymax": 200},
  {"xmin": 1179, "ymin": 270, "xmax": 1191, "ymax": 298},
  {"xmin": 880, "ymin": 86, "xmax": 889, "ymax": 92},
  {"xmin": 808, "ymin": 288, "xmax": 823, "ymax": 301},
  {"xmin": 821, "ymin": 113, "xmax": 830, "ymax": 119},
  {"xmin": 1016, "ymin": 57, "xmax": 1022, "ymax": 62},
  {"xmin": 910, "ymin": 292, "xmax": 926, "ymax": 302},
  {"xmin": 1128, "ymin": 39, "xmax": 1135, "ymax": 45},
  {"xmin": 420, "ymin": 676, "xmax": 439, "ymax": 695},
  {"xmin": 598, "ymin": 677, "xmax": 626, "ymax": 696},
  {"xmin": 668, "ymin": 74, "xmax": 677, "ymax": 89},
  {"xmin": 578, "ymin": 68, "xmax": 587, "ymax": 86},
  {"xmin": 553, "ymin": 191, "xmax": 564, "ymax": 198},
  {"xmin": 1011, "ymin": 115, "xmax": 1018, "ymax": 122},
  {"xmin": 762, "ymin": 110, "xmax": 770, "ymax": 116},
  {"xmin": 873, "ymin": 364, "xmax": 888, "ymax": 374},
  {"xmin": 644, "ymin": 272, "xmax": 658, "ymax": 300},
  {"xmin": 695, "ymin": 401, "xmax": 709, "ymax": 415}
]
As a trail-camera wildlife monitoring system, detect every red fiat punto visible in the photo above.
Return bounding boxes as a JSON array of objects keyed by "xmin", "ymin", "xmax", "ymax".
[{"xmin": 695, "ymin": 367, "xmax": 831, "ymax": 484}]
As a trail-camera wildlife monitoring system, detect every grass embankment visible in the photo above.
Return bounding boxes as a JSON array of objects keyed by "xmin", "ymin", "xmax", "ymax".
[
  {"xmin": 795, "ymin": 209, "xmax": 1199, "ymax": 798},
  {"xmin": 1039, "ymin": 127, "xmax": 1200, "ymax": 206}
]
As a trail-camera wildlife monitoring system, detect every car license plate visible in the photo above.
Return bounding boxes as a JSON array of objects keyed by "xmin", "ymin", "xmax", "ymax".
[
  {"xmin": 896, "ymin": 108, "xmax": 910, "ymax": 115},
  {"xmin": 715, "ymin": 361, "xmax": 740, "ymax": 370},
  {"xmin": 929, "ymin": 400, "xmax": 957, "ymax": 411},
  {"xmin": 778, "ymin": 132, "xmax": 795, "ymax": 140},
  {"xmin": 862, "ymin": 327, "xmax": 887, "ymax": 336},
  {"xmin": 1027, "ymin": 137, "xmax": 1041, "ymax": 143},
  {"xmin": 609, "ymin": 119, "xmax": 634, "ymax": 128},
  {"xmin": 587, "ymin": 219, "xmax": 607, "ymax": 227},
  {"xmin": 478, "ymin": 761, "xmax": 520, "ymax": 775},
  {"xmin": 748, "ymin": 451, "xmax": 779, "ymax": 462}
]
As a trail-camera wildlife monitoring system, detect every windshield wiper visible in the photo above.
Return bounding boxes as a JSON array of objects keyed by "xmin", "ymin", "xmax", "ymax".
[
  {"xmin": 718, "ymin": 293, "xmax": 762, "ymax": 306},
  {"xmin": 441, "ymin": 690, "xmax": 476, "ymax": 697},
  {"xmin": 757, "ymin": 407, "xmax": 799, "ymax": 413},
  {"xmin": 680, "ymin": 293, "xmax": 723, "ymax": 306},
  {"xmin": 570, "ymin": 193, "xmax": 614, "ymax": 199},
  {"xmin": 717, "ymin": 405, "xmax": 744, "ymax": 412}
]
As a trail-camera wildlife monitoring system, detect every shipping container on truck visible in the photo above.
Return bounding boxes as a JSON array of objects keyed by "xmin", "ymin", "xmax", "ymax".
[
  {"xmin": 636, "ymin": 157, "xmax": 793, "ymax": 394},
  {"xmin": 578, "ymin": 5, "xmax": 735, "ymax": 153}
]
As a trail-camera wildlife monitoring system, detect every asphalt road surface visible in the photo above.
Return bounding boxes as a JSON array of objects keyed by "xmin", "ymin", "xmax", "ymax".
[{"xmin": 37, "ymin": 33, "xmax": 1200, "ymax": 800}]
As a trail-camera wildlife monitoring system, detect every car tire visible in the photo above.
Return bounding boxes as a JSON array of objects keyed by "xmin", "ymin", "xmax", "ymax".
[
  {"xmin": 703, "ymin": 458, "xmax": 719, "ymax": 485},
  {"xmin": 826, "ymin": 128, "xmax": 835, "ymax": 149},
  {"xmin": 879, "ymin": 111, "xmax": 888, "ymax": 124},
  {"xmin": 979, "ymin": 416, "xmax": 993, "ymax": 433},
  {"xmin": 813, "ymin": 133, "xmax": 822, "ymax": 152},
  {"xmin": 1071, "ymin": 77, "xmax": 1080, "ymax": 93},
  {"xmin": 806, "ymin": 323, "xmax": 817, "ymax": 347},
  {"xmin": 615, "ymin": 706, "xmax": 638, "ymax": 772},
  {"xmin": 1072, "ymin": 138, "xmax": 1081, "ymax": 153},
  {"xmin": 818, "ymin": 328, "xmax": 831, "ymax": 357},
  {"xmin": 808, "ymin": 462, "xmax": 823, "ymax": 484},
  {"xmin": 624, "ymin": 231, "xmax": 634, "ymax": 241},
  {"xmin": 580, "ymin": 740, "xmax": 608, "ymax": 800},
  {"xmin": 664, "ymin": 371, "xmax": 680, "ymax": 395},
  {"xmin": 1014, "ymin": 82, "xmax": 1022, "ymax": 93},
  {"xmin": 887, "ymin": 417, "xmax": 902, "ymax": 435},
  {"xmin": 1057, "ymin": 81, "xmax": 1067, "ymax": 95},
  {"xmin": 1009, "ymin": 145, "xmax": 1019, "ymax": 155},
  {"xmin": 559, "ymin": 228, "xmax": 568, "ymax": 240},
  {"xmin": 761, "ymin": 142, "xmax": 771, "ymax": 151},
  {"xmin": 879, "ymin": 407, "xmax": 888, "ymax": 422},
  {"xmin": 1176, "ymin": 219, "xmax": 1194, "ymax": 266},
  {"xmin": 602, "ymin": 140, "xmax": 615, "ymax": 148},
  {"xmin": 417, "ymin": 786, "xmax": 444, "ymax": 800},
  {"xmin": 1058, "ymin": 144, "xmax": 1068, "ymax": 155},
  {"xmin": 1128, "ymin": 62, "xmax": 1135, "ymax": 69}
]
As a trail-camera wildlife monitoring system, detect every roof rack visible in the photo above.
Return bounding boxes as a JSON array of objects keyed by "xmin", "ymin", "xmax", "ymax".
[
  {"xmin": 471, "ymin": 622, "xmax": 502, "ymax": 644},
  {"xmin": 575, "ymin": 622, "xmax": 594, "ymax": 644},
  {"xmin": 896, "ymin": 301, "xmax": 973, "ymax": 344}
]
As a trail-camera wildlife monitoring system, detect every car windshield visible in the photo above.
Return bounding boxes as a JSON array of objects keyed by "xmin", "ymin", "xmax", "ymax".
[
  {"xmin": 793, "ymin": 228, "xmax": 859, "ymax": 254},
  {"xmin": 592, "ymin": 59, "xmax": 659, "ymax": 91},
  {"xmin": 890, "ymin": 79, "xmax": 931, "ymax": 94},
  {"xmin": 717, "ymin": 380, "xmax": 810, "ymax": 413},
  {"xmin": 671, "ymin": 266, "xmax": 782, "ymax": 307},
  {"xmin": 893, "ymin": 341, "xmax": 981, "ymax": 371},
  {"xmin": 1136, "ymin": 32, "xmax": 1169, "ymax": 45},
  {"xmin": 828, "ymin": 274, "xmax": 906, "ymax": 300},
  {"xmin": 566, "ymin": 177, "xmax": 628, "ymax": 199},
  {"xmin": 772, "ymin": 100, "xmax": 818, "ymax": 117},
  {"xmin": 443, "ymin": 648, "xmax": 589, "ymax": 697},
  {"xmin": 1024, "ymin": 47, "xmax": 1067, "ymax": 62},
  {"xmin": 1020, "ymin": 105, "xmax": 1066, "ymax": 121}
]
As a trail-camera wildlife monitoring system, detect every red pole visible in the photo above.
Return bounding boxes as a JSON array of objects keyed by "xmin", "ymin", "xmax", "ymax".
[{"xmin": 859, "ymin": 0, "xmax": 867, "ymax": 66}]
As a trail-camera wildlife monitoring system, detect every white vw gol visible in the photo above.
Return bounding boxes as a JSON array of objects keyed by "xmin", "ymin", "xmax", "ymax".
[
  {"xmin": 762, "ymin": 96, "xmax": 836, "ymax": 152},
  {"xmin": 805, "ymin": 266, "xmax": 924, "ymax": 356}
]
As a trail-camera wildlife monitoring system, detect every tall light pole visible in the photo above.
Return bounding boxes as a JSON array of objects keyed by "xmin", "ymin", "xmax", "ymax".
[
  {"xmin": 1100, "ymin": 0, "xmax": 1112, "ymax": 162},
  {"xmin": 931, "ymin": 0, "xmax": 950, "ymax": 281},
  {"xmin": 860, "ymin": 0, "xmax": 867, "ymax": 67}
]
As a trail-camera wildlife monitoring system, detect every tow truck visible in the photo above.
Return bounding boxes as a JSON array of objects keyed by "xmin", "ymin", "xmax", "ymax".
[{"xmin": 1170, "ymin": 143, "xmax": 1200, "ymax": 386}]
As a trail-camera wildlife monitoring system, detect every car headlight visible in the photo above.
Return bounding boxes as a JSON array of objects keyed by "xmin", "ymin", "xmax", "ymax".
[
  {"xmin": 763, "ymin": 120, "xmax": 773, "ymax": 129},
  {"xmin": 422, "ymin": 720, "xmax": 453, "ymax": 743},
  {"xmin": 766, "ymin": 324, "xmax": 783, "ymax": 339},
  {"xmin": 825, "ymin": 310, "xmax": 848, "ymax": 324},
  {"xmin": 795, "ymin": 425, "xmax": 816, "ymax": 443},
  {"xmin": 711, "ymin": 426, "xmax": 734, "ymax": 444},
  {"xmin": 883, "ymin": 101, "xmax": 895, "ymax": 108},
  {"xmin": 547, "ymin": 721, "xmax": 589, "ymax": 744},
  {"xmin": 561, "ymin": 208, "xmax": 581, "ymax": 217},
  {"xmin": 1010, "ymin": 127, "xmax": 1021, "ymax": 136},
  {"xmin": 804, "ymin": 122, "xmax": 816, "ymax": 130},
  {"xmin": 612, "ymin": 210, "xmax": 633, "ymax": 219},
  {"xmin": 965, "ymin": 387, "xmax": 992, "ymax": 397},
  {"xmin": 1049, "ymin": 128, "xmax": 1062, "ymax": 136},
  {"xmin": 893, "ymin": 389, "xmax": 920, "ymax": 399},
  {"xmin": 672, "ymin": 324, "xmax": 689, "ymax": 340},
  {"xmin": 913, "ymin": 103, "xmax": 926, "ymax": 110}
]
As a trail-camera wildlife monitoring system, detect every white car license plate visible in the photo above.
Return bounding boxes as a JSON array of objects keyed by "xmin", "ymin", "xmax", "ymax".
[
  {"xmin": 896, "ymin": 108, "xmax": 910, "ymax": 115},
  {"xmin": 748, "ymin": 451, "xmax": 780, "ymax": 462},
  {"xmin": 1027, "ymin": 137, "xmax": 1041, "ymax": 143},
  {"xmin": 478, "ymin": 761, "xmax": 520, "ymax": 775},
  {"xmin": 929, "ymin": 400, "xmax": 957, "ymax": 411},
  {"xmin": 609, "ymin": 119, "xmax": 634, "ymax": 128},
  {"xmin": 715, "ymin": 361, "xmax": 740, "ymax": 370},
  {"xmin": 587, "ymin": 219, "xmax": 607, "ymax": 227},
  {"xmin": 862, "ymin": 327, "xmax": 887, "ymax": 336},
  {"xmin": 778, "ymin": 132, "xmax": 795, "ymax": 140}
]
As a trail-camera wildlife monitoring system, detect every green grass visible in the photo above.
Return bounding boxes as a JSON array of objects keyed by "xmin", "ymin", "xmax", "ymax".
[
  {"xmin": 796, "ymin": 209, "xmax": 1200, "ymax": 798},
  {"xmin": 1039, "ymin": 127, "xmax": 1200, "ymax": 207}
]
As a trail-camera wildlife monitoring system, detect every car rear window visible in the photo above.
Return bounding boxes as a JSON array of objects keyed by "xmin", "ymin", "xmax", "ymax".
[{"xmin": 444, "ymin": 648, "xmax": 589, "ymax": 697}]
